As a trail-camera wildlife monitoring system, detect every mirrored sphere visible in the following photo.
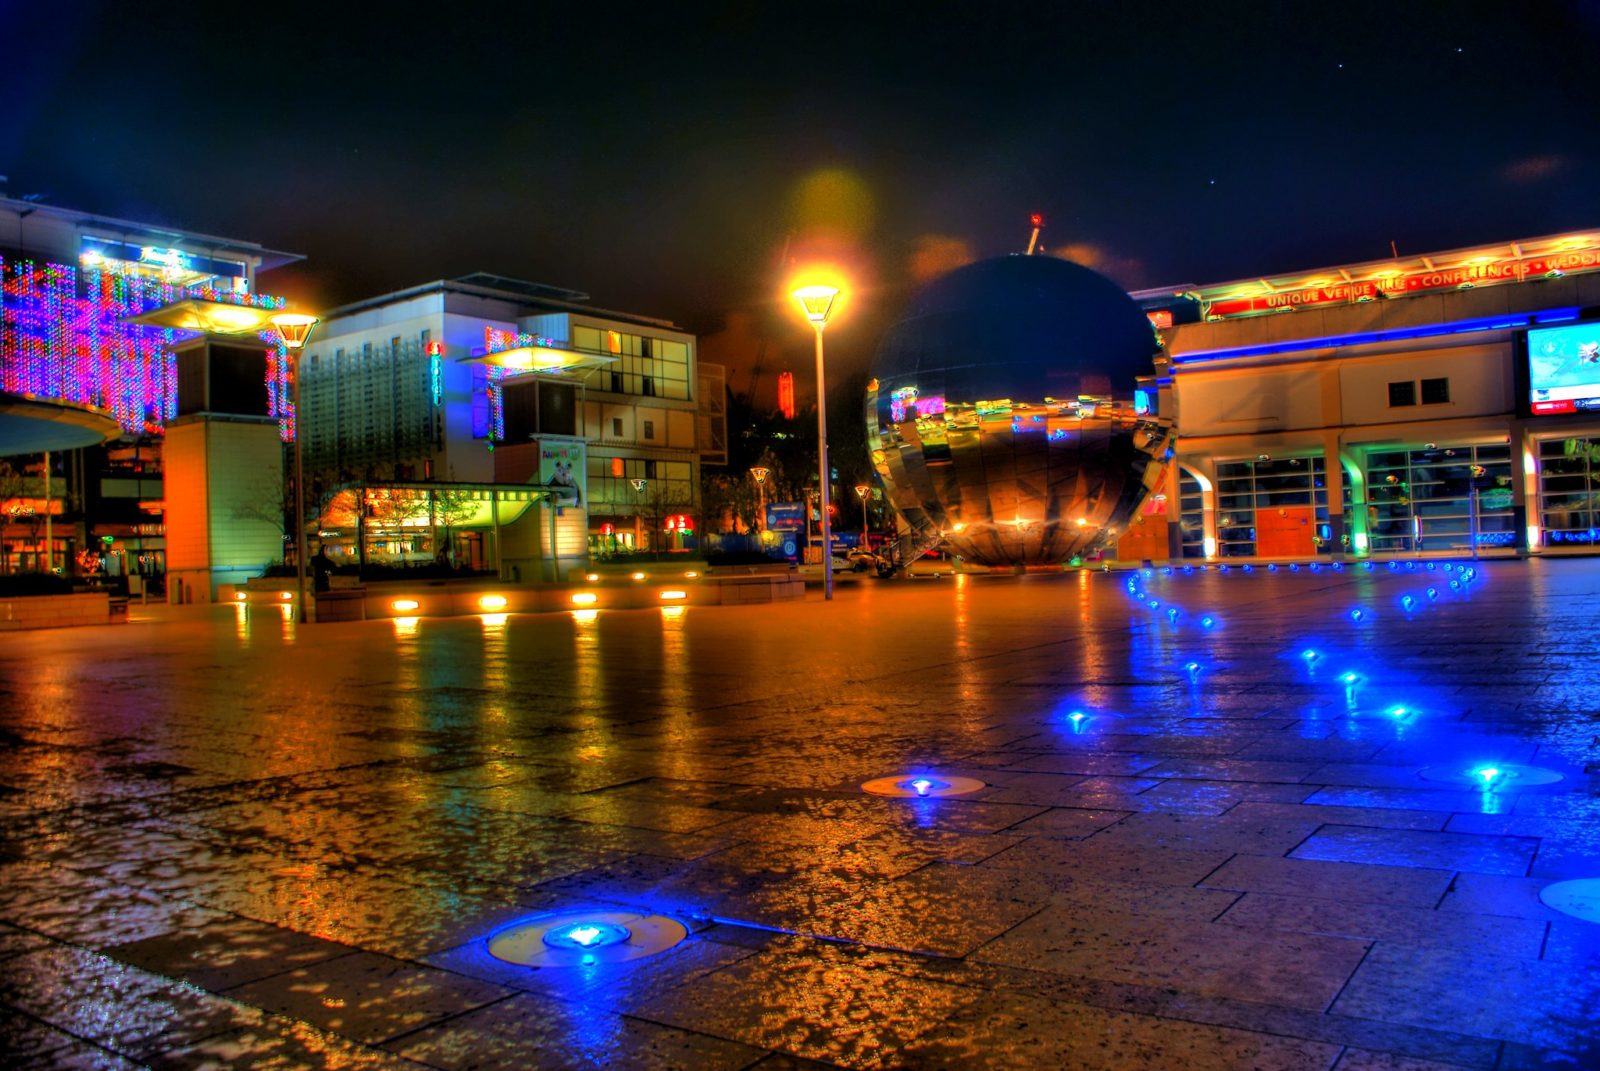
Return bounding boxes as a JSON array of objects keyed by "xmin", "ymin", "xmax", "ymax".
[{"xmin": 867, "ymin": 256, "xmax": 1173, "ymax": 566}]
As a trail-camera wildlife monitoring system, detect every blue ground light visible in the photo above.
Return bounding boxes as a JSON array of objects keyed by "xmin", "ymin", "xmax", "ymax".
[
  {"xmin": 543, "ymin": 921, "xmax": 632, "ymax": 950},
  {"xmin": 11, "ymin": 555, "xmax": 1600, "ymax": 1068}
]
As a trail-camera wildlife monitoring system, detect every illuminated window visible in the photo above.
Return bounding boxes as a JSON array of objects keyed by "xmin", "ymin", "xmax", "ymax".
[
  {"xmin": 1388, "ymin": 381, "xmax": 1416, "ymax": 407},
  {"xmin": 611, "ymin": 456, "xmax": 624, "ymax": 477},
  {"xmin": 1421, "ymin": 377, "xmax": 1450, "ymax": 405}
]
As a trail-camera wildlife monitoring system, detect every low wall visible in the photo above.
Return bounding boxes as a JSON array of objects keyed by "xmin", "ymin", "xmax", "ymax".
[{"xmin": 0, "ymin": 592, "xmax": 116, "ymax": 630}]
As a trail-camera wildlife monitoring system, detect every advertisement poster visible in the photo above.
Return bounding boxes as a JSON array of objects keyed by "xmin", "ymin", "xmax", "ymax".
[{"xmin": 539, "ymin": 440, "xmax": 587, "ymax": 505}]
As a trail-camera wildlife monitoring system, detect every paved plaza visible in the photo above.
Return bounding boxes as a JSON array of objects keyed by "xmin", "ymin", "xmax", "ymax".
[{"xmin": 2, "ymin": 560, "xmax": 1599, "ymax": 1069}]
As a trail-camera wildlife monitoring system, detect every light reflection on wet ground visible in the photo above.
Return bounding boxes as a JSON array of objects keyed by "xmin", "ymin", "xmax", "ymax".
[{"xmin": 2, "ymin": 558, "xmax": 1599, "ymax": 1068}]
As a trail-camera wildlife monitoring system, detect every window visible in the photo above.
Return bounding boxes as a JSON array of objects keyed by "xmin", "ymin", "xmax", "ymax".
[
  {"xmin": 612, "ymin": 417, "xmax": 623, "ymax": 437},
  {"xmin": 643, "ymin": 420, "xmax": 655, "ymax": 440},
  {"xmin": 362, "ymin": 342, "xmax": 373, "ymax": 360},
  {"xmin": 390, "ymin": 336, "xmax": 401, "ymax": 352},
  {"xmin": 1421, "ymin": 377, "xmax": 1450, "ymax": 405},
  {"xmin": 642, "ymin": 375, "xmax": 655, "ymax": 396},
  {"xmin": 1388, "ymin": 381, "xmax": 1416, "ymax": 407},
  {"xmin": 610, "ymin": 371, "xmax": 623, "ymax": 392}
]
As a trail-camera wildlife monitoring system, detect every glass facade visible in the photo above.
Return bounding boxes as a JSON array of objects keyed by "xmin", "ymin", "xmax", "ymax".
[
  {"xmin": 1538, "ymin": 437, "xmax": 1600, "ymax": 547},
  {"xmin": 1213, "ymin": 456, "xmax": 1329, "ymax": 558},
  {"xmin": 571, "ymin": 325, "xmax": 691, "ymax": 400},
  {"xmin": 1178, "ymin": 469, "xmax": 1205, "ymax": 558},
  {"xmin": 1365, "ymin": 443, "xmax": 1514, "ymax": 553}
]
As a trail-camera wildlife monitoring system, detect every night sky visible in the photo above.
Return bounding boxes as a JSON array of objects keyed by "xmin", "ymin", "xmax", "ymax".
[{"xmin": 4, "ymin": 2, "xmax": 1598, "ymax": 395}]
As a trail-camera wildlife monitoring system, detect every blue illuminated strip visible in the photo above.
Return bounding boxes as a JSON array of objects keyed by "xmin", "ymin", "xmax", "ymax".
[{"xmin": 1172, "ymin": 307, "xmax": 1583, "ymax": 364}]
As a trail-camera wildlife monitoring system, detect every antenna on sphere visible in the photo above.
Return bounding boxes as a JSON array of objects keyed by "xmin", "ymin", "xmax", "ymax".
[{"xmin": 1025, "ymin": 213, "xmax": 1044, "ymax": 255}]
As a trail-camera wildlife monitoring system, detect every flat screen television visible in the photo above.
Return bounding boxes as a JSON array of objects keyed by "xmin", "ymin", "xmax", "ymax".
[{"xmin": 1523, "ymin": 319, "xmax": 1600, "ymax": 416}]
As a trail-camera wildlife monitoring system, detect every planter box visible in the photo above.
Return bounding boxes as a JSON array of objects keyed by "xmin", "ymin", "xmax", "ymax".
[{"xmin": 0, "ymin": 592, "xmax": 116, "ymax": 630}]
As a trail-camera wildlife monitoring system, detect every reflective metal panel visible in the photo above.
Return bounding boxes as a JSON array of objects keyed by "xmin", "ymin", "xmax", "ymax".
[{"xmin": 867, "ymin": 256, "xmax": 1172, "ymax": 566}]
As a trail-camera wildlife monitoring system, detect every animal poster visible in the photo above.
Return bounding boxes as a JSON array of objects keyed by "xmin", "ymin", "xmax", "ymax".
[{"xmin": 539, "ymin": 441, "xmax": 587, "ymax": 506}]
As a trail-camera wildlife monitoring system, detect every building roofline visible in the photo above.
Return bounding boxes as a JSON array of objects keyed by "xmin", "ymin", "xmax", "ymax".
[
  {"xmin": 323, "ymin": 276, "xmax": 686, "ymax": 332},
  {"xmin": 0, "ymin": 195, "xmax": 304, "ymax": 272}
]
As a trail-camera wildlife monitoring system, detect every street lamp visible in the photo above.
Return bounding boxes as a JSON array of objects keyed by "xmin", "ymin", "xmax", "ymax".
[
  {"xmin": 749, "ymin": 466, "xmax": 770, "ymax": 539},
  {"xmin": 267, "ymin": 313, "xmax": 320, "ymax": 624},
  {"xmin": 854, "ymin": 483, "xmax": 871, "ymax": 546},
  {"xmin": 792, "ymin": 284, "xmax": 840, "ymax": 599}
]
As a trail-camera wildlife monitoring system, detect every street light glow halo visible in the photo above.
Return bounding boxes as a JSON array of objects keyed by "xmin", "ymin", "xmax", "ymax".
[
  {"xmin": 268, "ymin": 312, "xmax": 320, "ymax": 349},
  {"xmin": 792, "ymin": 284, "xmax": 840, "ymax": 325}
]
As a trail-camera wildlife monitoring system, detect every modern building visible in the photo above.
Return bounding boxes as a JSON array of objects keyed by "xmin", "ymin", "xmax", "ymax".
[
  {"xmin": 0, "ymin": 194, "xmax": 299, "ymax": 590},
  {"xmin": 304, "ymin": 275, "xmax": 708, "ymax": 576},
  {"xmin": 1132, "ymin": 229, "xmax": 1600, "ymax": 561}
]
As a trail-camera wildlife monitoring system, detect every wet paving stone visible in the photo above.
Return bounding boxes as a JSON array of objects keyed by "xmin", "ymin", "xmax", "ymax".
[
  {"xmin": 222, "ymin": 950, "xmax": 514, "ymax": 1045},
  {"xmin": 0, "ymin": 944, "xmax": 262, "ymax": 1059},
  {"xmin": 108, "ymin": 914, "xmax": 355, "ymax": 991},
  {"xmin": 1290, "ymin": 824, "xmax": 1539, "ymax": 876},
  {"xmin": 385, "ymin": 991, "xmax": 767, "ymax": 1071},
  {"xmin": 4, "ymin": 560, "xmax": 1600, "ymax": 1066},
  {"xmin": 1331, "ymin": 942, "xmax": 1600, "ymax": 1058},
  {"xmin": 971, "ymin": 905, "xmax": 1370, "ymax": 1011},
  {"xmin": 895, "ymin": 989, "xmax": 1344, "ymax": 1070}
]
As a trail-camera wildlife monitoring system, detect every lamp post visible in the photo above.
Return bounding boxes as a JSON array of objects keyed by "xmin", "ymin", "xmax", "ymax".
[
  {"xmin": 749, "ymin": 465, "xmax": 770, "ymax": 541},
  {"xmin": 267, "ymin": 313, "xmax": 320, "ymax": 624},
  {"xmin": 854, "ymin": 484, "xmax": 871, "ymax": 546},
  {"xmin": 792, "ymin": 284, "xmax": 840, "ymax": 599}
]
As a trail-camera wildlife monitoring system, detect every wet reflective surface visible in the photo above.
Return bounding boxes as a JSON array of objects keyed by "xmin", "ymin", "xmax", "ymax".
[{"xmin": 2, "ymin": 559, "xmax": 1599, "ymax": 1068}]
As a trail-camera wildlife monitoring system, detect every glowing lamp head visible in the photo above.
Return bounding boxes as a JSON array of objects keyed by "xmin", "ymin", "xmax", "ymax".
[
  {"xmin": 792, "ymin": 284, "xmax": 840, "ymax": 325},
  {"xmin": 631, "ymin": 572, "xmax": 646, "ymax": 581},
  {"xmin": 1388, "ymin": 562, "xmax": 1400, "ymax": 571},
  {"xmin": 1389, "ymin": 705, "xmax": 1409, "ymax": 718},
  {"xmin": 267, "ymin": 312, "xmax": 320, "ymax": 350},
  {"xmin": 1242, "ymin": 563, "xmax": 1254, "ymax": 572},
  {"xmin": 1450, "ymin": 580, "xmax": 1461, "ymax": 591},
  {"xmin": 1426, "ymin": 562, "xmax": 1437, "ymax": 571},
  {"xmin": 1148, "ymin": 599, "xmax": 1160, "ymax": 610},
  {"xmin": 1405, "ymin": 561, "xmax": 1416, "ymax": 570},
  {"xmin": 586, "ymin": 573, "xmax": 600, "ymax": 582},
  {"xmin": 1474, "ymin": 766, "xmax": 1502, "ymax": 787},
  {"xmin": 1342, "ymin": 672, "xmax": 1362, "ymax": 687},
  {"xmin": 911, "ymin": 778, "xmax": 933, "ymax": 796},
  {"xmin": 234, "ymin": 592, "xmax": 248, "ymax": 602},
  {"xmin": 1184, "ymin": 661, "xmax": 1201, "ymax": 679},
  {"xmin": 1200, "ymin": 616, "xmax": 1215, "ymax": 629},
  {"xmin": 391, "ymin": 599, "xmax": 419, "ymax": 612},
  {"xmin": 1067, "ymin": 711, "xmax": 1085, "ymax": 723},
  {"xmin": 1364, "ymin": 561, "xmax": 1375, "ymax": 570},
  {"xmin": 1349, "ymin": 608, "xmax": 1364, "ymax": 622},
  {"xmin": 1426, "ymin": 587, "xmax": 1438, "ymax": 600},
  {"xmin": 1166, "ymin": 607, "xmax": 1179, "ymax": 622},
  {"xmin": 1288, "ymin": 563, "xmax": 1299, "ymax": 572},
  {"xmin": 1301, "ymin": 649, "xmax": 1319, "ymax": 663},
  {"xmin": 1401, "ymin": 596, "xmax": 1415, "ymax": 611},
  {"xmin": 570, "ymin": 592, "xmax": 598, "ymax": 606},
  {"xmin": 279, "ymin": 591, "xmax": 293, "ymax": 601},
  {"xmin": 1268, "ymin": 563, "xmax": 1278, "ymax": 572},
  {"xmin": 478, "ymin": 595, "xmax": 508, "ymax": 610},
  {"xmin": 1309, "ymin": 562, "xmax": 1320, "ymax": 572}
]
